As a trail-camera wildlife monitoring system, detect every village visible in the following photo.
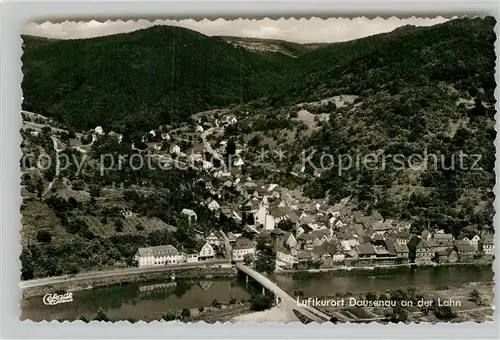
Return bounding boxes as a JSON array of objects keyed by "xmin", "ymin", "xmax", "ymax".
[{"xmin": 126, "ymin": 110, "xmax": 495, "ymax": 271}]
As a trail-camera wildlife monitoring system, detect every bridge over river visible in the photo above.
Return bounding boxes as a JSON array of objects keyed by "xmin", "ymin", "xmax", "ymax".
[{"xmin": 235, "ymin": 263, "xmax": 332, "ymax": 323}]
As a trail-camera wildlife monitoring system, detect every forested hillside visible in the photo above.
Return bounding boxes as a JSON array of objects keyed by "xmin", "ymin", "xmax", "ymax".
[
  {"xmin": 22, "ymin": 26, "xmax": 293, "ymax": 134},
  {"xmin": 234, "ymin": 16, "xmax": 497, "ymax": 236}
]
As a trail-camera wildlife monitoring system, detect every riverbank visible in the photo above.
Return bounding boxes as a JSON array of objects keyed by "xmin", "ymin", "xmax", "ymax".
[
  {"xmin": 277, "ymin": 261, "xmax": 493, "ymax": 275},
  {"xmin": 312, "ymin": 281, "xmax": 494, "ymax": 323},
  {"xmin": 22, "ymin": 265, "xmax": 236, "ymax": 299},
  {"xmin": 21, "ymin": 265, "xmax": 493, "ymax": 322},
  {"xmin": 230, "ymin": 303, "xmax": 297, "ymax": 323}
]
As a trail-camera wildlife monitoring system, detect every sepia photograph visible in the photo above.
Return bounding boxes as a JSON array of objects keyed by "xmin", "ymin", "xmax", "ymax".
[{"xmin": 19, "ymin": 16, "xmax": 495, "ymax": 324}]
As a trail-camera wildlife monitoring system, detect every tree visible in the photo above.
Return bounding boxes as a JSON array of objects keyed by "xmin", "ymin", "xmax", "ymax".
[
  {"xmin": 277, "ymin": 219, "xmax": 294, "ymax": 232},
  {"xmin": 93, "ymin": 308, "xmax": 109, "ymax": 322},
  {"xmin": 225, "ymin": 139, "xmax": 236, "ymax": 156},
  {"xmin": 162, "ymin": 311, "xmax": 177, "ymax": 321},
  {"xmin": 229, "ymin": 297, "xmax": 237, "ymax": 305},
  {"xmin": 78, "ymin": 315, "xmax": 89, "ymax": 323},
  {"xmin": 89, "ymin": 184, "xmax": 101, "ymax": 198},
  {"xmin": 181, "ymin": 308, "xmax": 191, "ymax": 319},
  {"xmin": 249, "ymin": 294, "xmax": 273, "ymax": 311},
  {"xmin": 366, "ymin": 292, "xmax": 378, "ymax": 301},
  {"xmin": 198, "ymin": 306, "xmax": 204, "ymax": 313},
  {"xmin": 254, "ymin": 236, "xmax": 276, "ymax": 274},
  {"xmin": 115, "ymin": 219, "xmax": 124, "ymax": 232},
  {"xmin": 243, "ymin": 253, "xmax": 253, "ymax": 265},
  {"xmin": 434, "ymin": 305, "xmax": 456, "ymax": 321},
  {"xmin": 247, "ymin": 213, "xmax": 255, "ymax": 225},
  {"xmin": 386, "ymin": 305, "xmax": 408, "ymax": 323},
  {"xmin": 211, "ymin": 299, "xmax": 221, "ymax": 308},
  {"xmin": 468, "ymin": 289, "xmax": 483, "ymax": 306},
  {"xmin": 36, "ymin": 230, "xmax": 52, "ymax": 243}
]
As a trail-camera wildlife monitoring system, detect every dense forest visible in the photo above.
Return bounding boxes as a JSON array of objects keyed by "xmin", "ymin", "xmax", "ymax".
[
  {"xmin": 22, "ymin": 26, "xmax": 294, "ymax": 133},
  {"xmin": 22, "ymin": 18, "xmax": 496, "ymax": 134}
]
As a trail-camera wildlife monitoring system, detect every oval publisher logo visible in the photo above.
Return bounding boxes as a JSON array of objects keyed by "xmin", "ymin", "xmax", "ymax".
[{"xmin": 42, "ymin": 292, "xmax": 73, "ymax": 306}]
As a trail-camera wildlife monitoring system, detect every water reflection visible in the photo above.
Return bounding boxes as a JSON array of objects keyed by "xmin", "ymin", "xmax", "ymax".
[
  {"xmin": 275, "ymin": 265, "xmax": 494, "ymax": 297},
  {"xmin": 21, "ymin": 278, "xmax": 251, "ymax": 322},
  {"xmin": 21, "ymin": 265, "xmax": 493, "ymax": 321}
]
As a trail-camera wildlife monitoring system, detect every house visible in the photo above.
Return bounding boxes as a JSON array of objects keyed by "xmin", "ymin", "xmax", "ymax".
[
  {"xmin": 355, "ymin": 243, "xmax": 377, "ymax": 261},
  {"xmin": 421, "ymin": 229, "xmax": 431, "ymax": 241},
  {"xmin": 199, "ymin": 242, "xmax": 216, "ymax": 261},
  {"xmin": 208, "ymin": 200, "xmax": 220, "ymax": 211},
  {"xmin": 121, "ymin": 209, "xmax": 136, "ymax": 219},
  {"xmin": 94, "ymin": 126, "xmax": 104, "ymax": 135},
  {"xmin": 268, "ymin": 207, "xmax": 289, "ymax": 225},
  {"xmin": 371, "ymin": 233, "xmax": 386, "ymax": 246},
  {"xmin": 297, "ymin": 224, "xmax": 313, "ymax": 236},
  {"xmin": 394, "ymin": 232, "xmax": 411, "ymax": 246},
  {"xmin": 341, "ymin": 240, "xmax": 353, "ymax": 252},
  {"xmin": 185, "ymin": 252, "xmax": 199, "ymax": 263},
  {"xmin": 202, "ymin": 161, "xmax": 213, "ymax": 170},
  {"xmin": 205, "ymin": 231, "xmax": 223, "ymax": 247},
  {"xmin": 453, "ymin": 240, "xmax": 476, "ymax": 262},
  {"xmin": 408, "ymin": 236, "xmax": 434, "ymax": 264},
  {"xmin": 311, "ymin": 245, "xmax": 332, "ymax": 262},
  {"xmin": 255, "ymin": 205, "xmax": 268, "ymax": 226},
  {"xmin": 470, "ymin": 234, "xmax": 481, "ymax": 251},
  {"xmin": 324, "ymin": 241, "xmax": 345, "ymax": 262},
  {"xmin": 171, "ymin": 145, "xmax": 181, "ymax": 154},
  {"xmin": 227, "ymin": 232, "xmax": 240, "ymax": 243},
  {"xmin": 433, "ymin": 233, "xmax": 454, "ymax": 248},
  {"xmin": 277, "ymin": 244, "xmax": 298, "ymax": 267},
  {"xmin": 297, "ymin": 250, "xmax": 312, "ymax": 265},
  {"xmin": 385, "ymin": 240, "xmax": 409, "ymax": 262},
  {"xmin": 479, "ymin": 234, "xmax": 494, "ymax": 258},
  {"xmin": 283, "ymin": 232, "xmax": 298, "ymax": 249},
  {"xmin": 134, "ymin": 245, "xmax": 183, "ymax": 267},
  {"xmin": 298, "ymin": 233, "xmax": 316, "ymax": 251},
  {"xmin": 436, "ymin": 248, "xmax": 458, "ymax": 263},
  {"xmin": 195, "ymin": 125, "xmax": 204, "ymax": 133},
  {"xmin": 234, "ymin": 158, "xmax": 245, "ymax": 167},
  {"xmin": 374, "ymin": 245, "xmax": 392, "ymax": 259},
  {"xmin": 181, "ymin": 208, "xmax": 197, "ymax": 221},
  {"xmin": 371, "ymin": 219, "xmax": 392, "ymax": 235},
  {"xmin": 232, "ymin": 237, "xmax": 255, "ymax": 261},
  {"xmin": 220, "ymin": 207, "xmax": 233, "ymax": 218},
  {"xmin": 109, "ymin": 131, "xmax": 123, "ymax": 143},
  {"xmin": 311, "ymin": 229, "xmax": 330, "ymax": 246}
]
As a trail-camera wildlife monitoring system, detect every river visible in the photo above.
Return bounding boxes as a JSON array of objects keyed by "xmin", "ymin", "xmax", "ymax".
[{"xmin": 20, "ymin": 265, "xmax": 493, "ymax": 322}]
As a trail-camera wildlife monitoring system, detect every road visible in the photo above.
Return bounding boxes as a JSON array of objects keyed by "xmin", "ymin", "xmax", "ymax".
[
  {"xmin": 219, "ymin": 229, "xmax": 232, "ymax": 261},
  {"xmin": 201, "ymin": 127, "xmax": 225, "ymax": 165},
  {"xmin": 235, "ymin": 263, "xmax": 331, "ymax": 323},
  {"xmin": 20, "ymin": 259, "xmax": 231, "ymax": 289},
  {"xmin": 41, "ymin": 136, "xmax": 63, "ymax": 198}
]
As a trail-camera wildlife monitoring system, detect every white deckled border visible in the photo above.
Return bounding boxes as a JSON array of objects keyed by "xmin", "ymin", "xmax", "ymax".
[
  {"xmin": 23, "ymin": 17, "xmax": 450, "ymax": 42},
  {"xmin": 1, "ymin": 0, "xmax": 499, "ymax": 338}
]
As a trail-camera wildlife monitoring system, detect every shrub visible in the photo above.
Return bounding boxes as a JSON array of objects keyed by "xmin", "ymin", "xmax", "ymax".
[{"xmin": 36, "ymin": 230, "xmax": 52, "ymax": 243}]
